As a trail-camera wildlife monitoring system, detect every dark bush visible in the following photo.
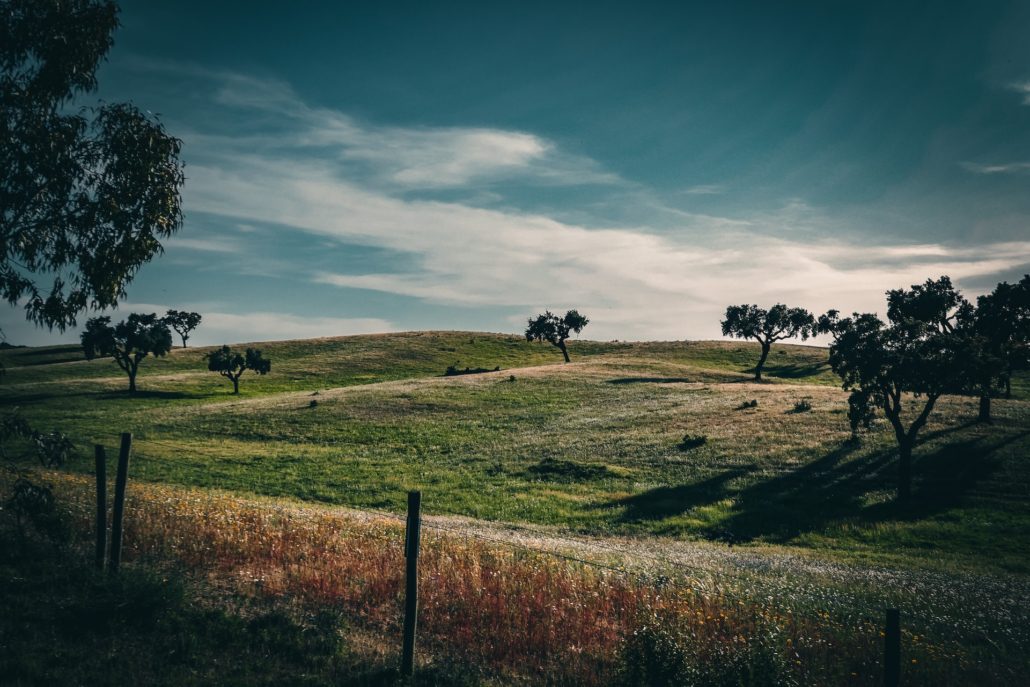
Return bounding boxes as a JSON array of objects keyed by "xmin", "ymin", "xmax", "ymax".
[
  {"xmin": 735, "ymin": 399, "xmax": 759, "ymax": 410},
  {"xmin": 678, "ymin": 434, "xmax": 707, "ymax": 450},
  {"xmin": 791, "ymin": 399, "xmax": 812, "ymax": 413}
]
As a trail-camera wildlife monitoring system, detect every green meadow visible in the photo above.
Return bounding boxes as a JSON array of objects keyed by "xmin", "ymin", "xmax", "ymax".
[{"xmin": 2, "ymin": 331, "xmax": 1028, "ymax": 574}]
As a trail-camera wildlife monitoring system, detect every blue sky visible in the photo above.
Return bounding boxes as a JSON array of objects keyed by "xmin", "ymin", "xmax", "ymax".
[{"xmin": 4, "ymin": 1, "xmax": 1030, "ymax": 345}]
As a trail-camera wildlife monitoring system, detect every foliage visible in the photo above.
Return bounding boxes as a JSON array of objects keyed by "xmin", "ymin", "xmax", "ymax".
[
  {"xmin": 0, "ymin": 0, "xmax": 185, "ymax": 331},
  {"xmin": 791, "ymin": 399, "xmax": 812, "ymax": 413},
  {"xmin": 206, "ymin": 345, "xmax": 271, "ymax": 394},
  {"xmin": 525, "ymin": 309, "xmax": 589, "ymax": 362},
  {"xmin": 32, "ymin": 429, "xmax": 76, "ymax": 468},
  {"xmin": 721, "ymin": 304, "xmax": 815, "ymax": 381},
  {"xmin": 4, "ymin": 476, "xmax": 67, "ymax": 546},
  {"xmin": 0, "ymin": 410, "xmax": 33, "ymax": 458},
  {"xmin": 80, "ymin": 313, "xmax": 173, "ymax": 392},
  {"xmin": 825, "ymin": 278, "xmax": 967, "ymax": 502},
  {"xmin": 735, "ymin": 399, "xmax": 759, "ymax": 410},
  {"xmin": 957, "ymin": 275, "xmax": 1030, "ymax": 421},
  {"xmin": 678, "ymin": 433, "xmax": 707, "ymax": 449},
  {"xmin": 163, "ymin": 309, "xmax": 202, "ymax": 348}
]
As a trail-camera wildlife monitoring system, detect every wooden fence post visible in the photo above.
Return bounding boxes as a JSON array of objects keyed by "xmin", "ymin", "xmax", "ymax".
[
  {"xmin": 401, "ymin": 490, "xmax": 422, "ymax": 676},
  {"xmin": 94, "ymin": 445, "xmax": 107, "ymax": 571},
  {"xmin": 885, "ymin": 608, "xmax": 900, "ymax": 687},
  {"xmin": 108, "ymin": 433, "xmax": 132, "ymax": 574}
]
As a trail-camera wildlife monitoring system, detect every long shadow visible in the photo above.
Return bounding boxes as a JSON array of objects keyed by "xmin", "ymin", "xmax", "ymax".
[
  {"xmin": 607, "ymin": 377, "xmax": 698, "ymax": 385},
  {"xmin": 0, "ymin": 344, "xmax": 84, "ymax": 367},
  {"xmin": 96, "ymin": 390, "xmax": 204, "ymax": 401},
  {"xmin": 610, "ymin": 423, "xmax": 1017, "ymax": 542},
  {"xmin": 760, "ymin": 362, "xmax": 829, "ymax": 379},
  {"xmin": 615, "ymin": 468, "xmax": 752, "ymax": 522}
]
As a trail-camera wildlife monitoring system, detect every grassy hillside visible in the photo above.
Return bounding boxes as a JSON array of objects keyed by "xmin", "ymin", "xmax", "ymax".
[{"xmin": 3, "ymin": 331, "xmax": 1028, "ymax": 574}]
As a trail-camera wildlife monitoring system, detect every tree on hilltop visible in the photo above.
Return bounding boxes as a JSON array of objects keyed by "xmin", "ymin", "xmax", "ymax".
[
  {"xmin": 80, "ymin": 313, "xmax": 173, "ymax": 392},
  {"xmin": 1, "ymin": 0, "xmax": 185, "ymax": 332},
  {"xmin": 206, "ymin": 346, "xmax": 271, "ymax": 394},
  {"xmin": 163, "ymin": 309, "xmax": 202, "ymax": 348},
  {"xmin": 721, "ymin": 304, "xmax": 815, "ymax": 382},
  {"xmin": 525, "ymin": 310, "xmax": 589, "ymax": 363}
]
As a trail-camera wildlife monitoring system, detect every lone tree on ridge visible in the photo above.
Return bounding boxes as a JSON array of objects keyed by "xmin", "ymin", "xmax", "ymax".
[
  {"xmin": 525, "ymin": 310, "xmax": 589, "ymax": 363},
  {"xmin": 206, "ymin": 345, "xmax": 271, "ymax": 394},
  {"xmin": 721, "ymin": 304, "xmax": 815, "ymax": 381},
  {"xmin": 80, "ymin": 314, "xmax": 173, "ymax": 392},
  {"xmin": 163, "ymin": 309, "xmax": 202, "ymax": 348}
]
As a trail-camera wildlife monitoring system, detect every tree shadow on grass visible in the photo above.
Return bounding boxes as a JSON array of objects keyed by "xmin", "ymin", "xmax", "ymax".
[
  {"xmin": 610, "ymin": 422, "xmax": 1016, "ymax": 543},
  {"xmin": 607, "ymin": 377, "xmax": 698, "ymax": 385},
  {"xmin": 97, "ymin": 390, "xmax": 204, "ymax": 401},
  {"xmin": 615, "ymin": 468, "xmax": 753, "ymax": 522},
  {"xmin": 760, "ymin": 362, "xmax": 830, "ymax": 379}
]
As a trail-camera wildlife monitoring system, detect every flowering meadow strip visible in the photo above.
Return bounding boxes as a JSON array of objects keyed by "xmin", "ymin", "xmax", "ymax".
[{"xmin": 21, "ymin": 471, "xmax": 1021, "ymax": 685}]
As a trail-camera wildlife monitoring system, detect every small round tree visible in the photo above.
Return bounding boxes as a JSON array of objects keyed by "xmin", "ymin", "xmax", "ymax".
[
  {"xmin": 525, "ymin": 310, "xmax": 589, "ymax": 363},
  {"xmin": 163, "ymin": 310, "xmax": 202, "ymax": 348},
  {"xmin": 80, "ymin": 313, "xmax": 173, "ymax": 392},
  {"xmin": 206, "ymin": 345, "xmax": 271, "ymax": 394},
  {"xmin": 721, "ymin": 304, "xmax": 815, "ymax": 381}
]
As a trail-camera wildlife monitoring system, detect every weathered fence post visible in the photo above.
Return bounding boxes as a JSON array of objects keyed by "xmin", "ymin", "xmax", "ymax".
[
  {"xmin": 108, "ymin": 432, "xmax": 132, "ymax": 574},
  {"xmin": 94, "ymin": 445, "xmax": 107, "ymax": 571},
  {"xmin": 401, "ymin": 490, "xmax": 422, "ymax": 676},
  {"xmin": 885, "ymin": 608, "xmax": 900, "ymax": 687}
]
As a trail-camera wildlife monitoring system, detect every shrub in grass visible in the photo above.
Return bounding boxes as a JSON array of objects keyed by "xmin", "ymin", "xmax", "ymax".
[
  {"xmin": 791, "ymin": 399, "xmax": 813, "ymax": 413},
  {"xmin": 735, "ymin": 400, "xmax": 759, "ymax": 410},
  {"xmin": 528, "ymin": 457, "xmax": 611, "ymax": 481},
  {"xmin": 678, "ymin": 434, "xmax": 707, "ymax": 450}
]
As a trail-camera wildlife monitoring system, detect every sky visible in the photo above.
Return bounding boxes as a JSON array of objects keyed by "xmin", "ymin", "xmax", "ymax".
[{"xmin": 4, "ymin": 0, "xmax": 1030, "ymax": 346}]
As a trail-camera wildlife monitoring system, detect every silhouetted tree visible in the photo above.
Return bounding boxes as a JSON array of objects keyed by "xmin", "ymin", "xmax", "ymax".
[
  {"xmin": 826, "ymin": 279, "xmax": 966, "ymax": 503},
  {"xmin": 1, "ymin": 0, "xmax": 184, "ymax": 332},
  {"xmin": 721, "ymin": 304, "xmax": 815, "ymax": 381},
  {"xmin": 206, "ymin": 345, "xmax": 271, "ymax": 394},
  {"xmin": 957, "ymin": 275, "xmax": 1030, "ymax": 422},
  {"xmin": 163, "ymin": 309, "xmax": 202, "ymax": 348},
  {"xmin": 80, "ymin": 313, "xmax": 173, "ymax": 392},
  {"xmin": 525, "ymin": 310, "xmax": 589, "ymax": 363}
]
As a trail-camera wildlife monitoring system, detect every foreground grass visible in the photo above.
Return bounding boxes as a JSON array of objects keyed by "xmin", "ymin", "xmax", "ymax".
[
  {"xmin": 2, "ymin": 331, "xmax": 1028, "ymax": 576},
  {"xmin": 5, "ymin": 471, "xmax": 1027, "ymax": 685}
]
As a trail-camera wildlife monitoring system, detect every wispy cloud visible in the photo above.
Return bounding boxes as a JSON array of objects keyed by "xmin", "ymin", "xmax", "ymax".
[
  {"xmin": 961, "ymin": 161, "xmax": 1030, "ymax": 174},
  {"xmin": 682, "ymin": 184, "xmax": 725, "ymax": 195},
  {"xmin": 121, "ymin": 63, "xmax": 1030, "ymax": 342},
  {"xmin": 1010, "ymin": 80, "xmax": 1030, "ymax": 105},
  {"xmin": 152, "ymin": 64, "xmax": 621, "ymax": 190}
]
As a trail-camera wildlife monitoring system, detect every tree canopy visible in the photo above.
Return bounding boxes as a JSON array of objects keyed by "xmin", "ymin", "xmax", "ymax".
[
  {"xmin": 825, "ymin": 279, "xmax": 966, "ymax": 503},
  {"xmin": 206, "ymin": 345, "xmax": 271, "ymax": 394},
  {"xmin": 80, "ymin": 313, "xmax": 172, "ymax": 392},
  {"xmin": 525, "ymin": 310, "xmax": 589, "ymax": 363},
  {"xmin": 721, "ymin": 304, "xmax": 815, "ymax": 381},
  {"xmin": 163, "ymin": 309, "xmax": 202, "ymax": 348},
  {"xmin": 1, "ymin": 0, "xmax": 185, "ymax": 331}
]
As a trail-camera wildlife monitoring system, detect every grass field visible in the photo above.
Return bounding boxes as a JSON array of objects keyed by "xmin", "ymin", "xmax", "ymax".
[
  {"xmin": 3, "ymin": 330, "xmax": 1030, "ymax": 684},
  {"xmin": 3, "ymin": 331, "xmax": 1028, "ymax": 575}
]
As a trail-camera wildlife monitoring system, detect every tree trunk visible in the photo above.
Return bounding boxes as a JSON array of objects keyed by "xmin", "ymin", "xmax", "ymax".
[
  {"xmin": 558, "ymin": 341, "xmax": 570, "ymax": 363},
  {"xmin": 754, "ymin": 342, "xmax": 770, "ymax": 382},
  {"xmin": 897, "ymin": 439, "xmax": 912, "ymax": 504},
  {"xmin": 1004, "ymin": 372, "xmax": 1012, "ymax": 399},
  {"xmin": 128, "ymin": 370, "xmax": 137, "ymax": 393},
  {"xmin": 978, "ymin": 394, "xmax": 992, "ymax": 424},
  {"xmin": 181, "ymin": 335, "xmax": 188, "ymax": 348},
  {"xmin": 232, "ymin": 375, "xmax": 240, "ymax": 394}
]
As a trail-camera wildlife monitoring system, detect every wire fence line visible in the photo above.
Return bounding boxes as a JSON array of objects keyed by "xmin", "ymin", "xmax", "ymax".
[
  {"xmin": 64, "ymin": 432, "xmax": 1024, "ymax": 632},
  {"xmin": 6, "ymin": 430, "xmax": 1027, "ymax": 683}
]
